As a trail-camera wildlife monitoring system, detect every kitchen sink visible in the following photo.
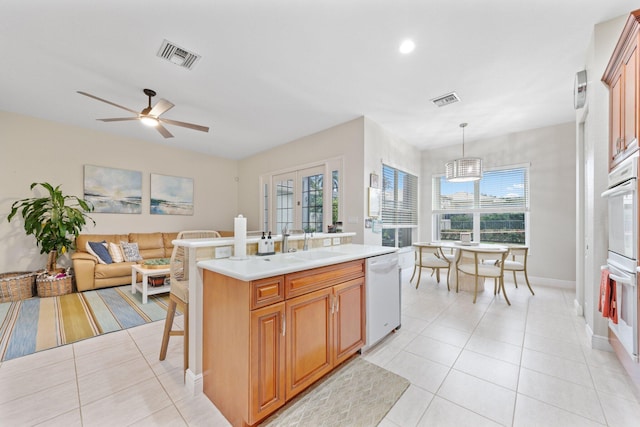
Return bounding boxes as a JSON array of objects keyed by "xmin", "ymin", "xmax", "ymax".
[
  {"xmin": 292, "ymin": 250, "xmax": 346, "ymax": 261},
  {"xmin": 260, "ymin": 255, "xmax": 304, "ymax": 265}
]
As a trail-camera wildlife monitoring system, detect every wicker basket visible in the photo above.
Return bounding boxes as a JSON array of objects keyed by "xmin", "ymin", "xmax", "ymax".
[
  {"xmin": 0, "ymin": 271, "xmax": 37, "ymax": 303},
  {"xmin": 36, "ymin": 274, "xmax": 73, "ymax": 297}
]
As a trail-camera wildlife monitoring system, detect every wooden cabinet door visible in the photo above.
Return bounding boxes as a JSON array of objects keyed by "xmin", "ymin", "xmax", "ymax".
[
  {"xmin": 624, "ymin": 43, "xmax": 638, "ymax": 151},
  {"xmin": 250, "ymin": 303, "xmax": 286, "ymax": 424},
  {"xmin": 610, "ymin": 68, "xmax": 624, "ymax": 164},
  {"xmin": 285, "ymin": 287, "xmax": 332, "ymax": 400},
  {"xmin": 332, "ymin": 277, "xmax": 365, "ymax": 365}
]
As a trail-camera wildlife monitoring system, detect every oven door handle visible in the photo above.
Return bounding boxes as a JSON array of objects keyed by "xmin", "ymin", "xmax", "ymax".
[
  {"xmin": 601, "ymin": 179, "xmax": 635, "ymax": 198},
  {"xmin": 609, "ymin": 272, "xmax": 635, "ymax": 286}
]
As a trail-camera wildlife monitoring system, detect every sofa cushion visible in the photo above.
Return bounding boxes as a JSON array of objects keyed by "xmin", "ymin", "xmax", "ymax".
[
  {"xmin": 120, "ymin": 241, "xmax": 143, "ymax": 262},
  {"xmin": 163, "ymin": 232, "xmax": 178, "ymax": 257},
  {"xmin": 129, "ymin": 232, "xmax": 165, "ymax": 259},
  {"xmin": 76, "ymin": 234, "xmax": 130, "ymax": 254},
  {"xmin": 108, "ymin": 242, "xmax": 125, "ymax": 263},
  {"xmin": 95, "ymin": 261, "xmax": 135, "ymax": 279},
  {"xmin": 86, "ymin": 241, "xmax": 112, "ymax": 264}
]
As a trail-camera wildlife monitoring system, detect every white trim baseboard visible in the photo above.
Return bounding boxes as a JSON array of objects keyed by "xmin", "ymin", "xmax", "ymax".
[
  {"xmin": 528, "ymin": 275, "xmax": 575, "ymax": 290},
  {"xmin": 573, "ymin": 299, "xmax": 584, "ymax": 316},
  {"xmin": 584, "ymin": 323, "xmax": 613, "ymax": 352},
  {"xmin": 185, "ymin": 369, "xmax": 203, "ymax": 396}
]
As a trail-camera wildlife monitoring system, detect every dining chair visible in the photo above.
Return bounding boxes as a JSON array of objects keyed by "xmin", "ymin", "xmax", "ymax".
[
  {"xmin": 411, "ymin": 244, "xmax": 452, "ymax": 290},
  {"xmin": 160, "ymin": 230, "xmax": 221, "ymax": 377},
  {"xmin": 503, "ymin": 247, "xmax": 534, "ymax": 295},
  {"xmin": 456, "ymin": 248, "xmax": 509, "ymax": 305}
]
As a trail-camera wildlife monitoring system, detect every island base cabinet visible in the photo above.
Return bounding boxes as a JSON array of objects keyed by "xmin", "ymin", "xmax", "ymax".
[
  {"xmin": 203, "ymin": 260, "xmax": 365, "ymax": 427},
  {"xmin": 250, "ymin": 303, "xmax": 286, "ymax": 424},
  {"xmin": 284, "ymin": 277, "xmax": 365, "ymax": 400},
  {"xmin": 333, "ymin": 277, "xmax": 366, "ymax": 364},
  {"xmin": 285, "ymin": 287, "xmax": 333, "ymax": 400}
]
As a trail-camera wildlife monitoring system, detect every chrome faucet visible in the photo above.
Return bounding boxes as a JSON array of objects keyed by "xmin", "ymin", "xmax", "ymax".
[{"xmin": 282, "ymin": 225, "xmax": 290, "ymax": 253}]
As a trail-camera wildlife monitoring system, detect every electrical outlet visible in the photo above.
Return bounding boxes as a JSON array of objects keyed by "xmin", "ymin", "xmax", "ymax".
[
  {"xmin": 215, "ymin": 246, "xmax": 232, "ymax": 258},
  {"xmin": 332, "ymin": 237, "xmax": 341, "ymax": 245},
  {"xmin": 323, "ymin": 238, "xmax": 331, "ymax": 247}
]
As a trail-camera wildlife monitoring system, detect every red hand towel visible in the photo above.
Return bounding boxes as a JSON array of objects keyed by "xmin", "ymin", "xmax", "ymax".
[
  {"xmin": 599, "ymin": 269, "xmax": 610, "ymax": 317},
  {"xmin": 609, "ymin": 279, "xmax": 618, "ymax": 324}
]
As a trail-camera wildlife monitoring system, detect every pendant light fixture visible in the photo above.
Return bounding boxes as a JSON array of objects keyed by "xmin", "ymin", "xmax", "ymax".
[{"xmin": 445, "ymin": 123, "xmax": 483, "ymax": 182}]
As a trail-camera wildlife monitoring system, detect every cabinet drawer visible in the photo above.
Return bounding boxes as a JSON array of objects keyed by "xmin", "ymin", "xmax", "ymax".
[
  {"xmin": 285, "ymin": 259, "xmax": 364, "ymax": 299},
  {"xmin": 251, "ymin": 275, "xmax": 284, "ymax": 309}
]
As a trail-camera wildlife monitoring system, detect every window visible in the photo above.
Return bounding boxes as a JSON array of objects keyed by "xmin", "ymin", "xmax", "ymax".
[
  {"xmin": 432, "ymin": 165, "xmax": 529, "ymax": 245},
  {"xmin": 382, "ymin": 165, "xmax": 418, "ymax": 248}
]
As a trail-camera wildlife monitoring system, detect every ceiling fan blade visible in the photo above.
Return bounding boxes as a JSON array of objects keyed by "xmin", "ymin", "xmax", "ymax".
[
  {"xmin": 161, "ymin": 118, "xmax": 210, "ymax": 133},
  {"xmin": 97, "ymin": 117, "xmax": 139, "ymax": 122},
  {"xmin": 149, "ymin": 98, "xmax": 174, "ymax": 117},
  {"xmin": 156, "ymin": 123, "xmax": 174, "ymax": 138},
  {"xmin": 77, "ymin": 91, "xmax": 139, "ymax": 115}
]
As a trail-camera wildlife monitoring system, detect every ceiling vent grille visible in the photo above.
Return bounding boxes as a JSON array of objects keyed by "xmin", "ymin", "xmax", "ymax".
[
  {"xmin": 431, "ymin": 91, "xmax": 461, "ymax": 107},
  {"xmin": 157, "ymin": 39, "xmax": 201, "ymax": 70}
]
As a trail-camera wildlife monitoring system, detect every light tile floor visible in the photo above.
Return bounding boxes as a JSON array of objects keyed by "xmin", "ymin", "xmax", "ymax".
[{"xmin": 1, "ymin": 270, "xmax": 639, "ymax": 426}]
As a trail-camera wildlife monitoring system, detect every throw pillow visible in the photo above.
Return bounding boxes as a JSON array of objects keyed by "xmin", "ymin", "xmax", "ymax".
[
  {"xmin": 108, "ymin": 242, "xmax": 124, "ymax": 263},
  {"xmin": 86, "ymin": 241, "xmax": 113, "ymax": 264},
  {"xmin": 120, "ymin": 241, "xmax": 143, "ymax": 262}
]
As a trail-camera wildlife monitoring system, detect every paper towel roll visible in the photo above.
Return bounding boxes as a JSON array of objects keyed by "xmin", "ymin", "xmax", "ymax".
[{"xmin": 234, "ymin": 214, "xmax": 247, "ymax": 259}]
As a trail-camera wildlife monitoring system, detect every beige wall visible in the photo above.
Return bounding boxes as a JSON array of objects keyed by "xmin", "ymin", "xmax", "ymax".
[
  {"xmin": 421, "ymin": 122, "xmax": 577, "ymax": 282},
  {"xmin": 0, "ymin": 111, "xmax": 238, "ymax": 272},
  {"xmin": 237, "ymin": 117, "xmax": 366, "ymax": 241},
  {"xmin": 363, "ymin": 118, "xmax": 422, "ymax": 247}
]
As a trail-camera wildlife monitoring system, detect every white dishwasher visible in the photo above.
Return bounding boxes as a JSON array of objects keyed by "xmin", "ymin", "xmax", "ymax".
[{"xmin": 363, "ymin": 252, "xmax": 401, "ymax": 352}]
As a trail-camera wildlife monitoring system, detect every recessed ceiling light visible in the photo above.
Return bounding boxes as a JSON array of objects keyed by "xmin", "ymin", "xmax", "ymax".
[{"xmin": 399, "ymin": 39, "xmax": 415, "ymax": 54}]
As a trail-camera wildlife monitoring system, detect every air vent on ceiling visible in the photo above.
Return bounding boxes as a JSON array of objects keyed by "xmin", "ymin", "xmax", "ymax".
[
  {"xmin": 431, "ymin": 91, "xmax": 461, "ymax": 107},
  {"xmin": 157, "ymin": 39, "xmax": 201, "ymax": 70}
]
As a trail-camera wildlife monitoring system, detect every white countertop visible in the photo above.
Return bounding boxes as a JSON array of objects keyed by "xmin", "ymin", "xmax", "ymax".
[
  {"xmin": 173, "ymin": 232, "xmax": 356, "ymax": 248},
  {"xmin": 197, "ymin": 244, "xmax": 397, "ymax": 281}
]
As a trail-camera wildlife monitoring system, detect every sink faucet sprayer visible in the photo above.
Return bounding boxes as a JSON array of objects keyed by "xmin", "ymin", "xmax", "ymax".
[{"xmin": 303, "ymin": 230, "xmax": 313, "ymax": 251}]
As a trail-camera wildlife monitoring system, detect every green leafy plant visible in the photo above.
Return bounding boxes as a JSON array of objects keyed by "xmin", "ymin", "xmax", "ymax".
[{"xmin": 8, "ymin": 182, "xmax": 95, "ymax": 272}]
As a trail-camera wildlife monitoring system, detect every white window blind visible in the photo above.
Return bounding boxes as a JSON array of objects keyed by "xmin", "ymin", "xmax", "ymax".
[
  {"xmin": 382, "ymin": 165, "xmax": 418, "ymax": 226},
  {"xmin": 433, "ymin": 166, "xmax": 529, "ymax": 213}
]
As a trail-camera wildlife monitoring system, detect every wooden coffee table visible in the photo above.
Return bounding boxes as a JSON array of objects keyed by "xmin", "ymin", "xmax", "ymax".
[{"xmin": 131, "ymin": 264, "xmax": 171, "ymax": 304}]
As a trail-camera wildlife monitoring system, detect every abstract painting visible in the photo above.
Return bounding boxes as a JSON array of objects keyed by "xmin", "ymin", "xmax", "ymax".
[
  {"xmin": 83, "ymin": 165, "xmax": 142, "ymax": 214},
  {"xmin": 150, "ymin": 173, "xmax": 193, "ymax": 215}
]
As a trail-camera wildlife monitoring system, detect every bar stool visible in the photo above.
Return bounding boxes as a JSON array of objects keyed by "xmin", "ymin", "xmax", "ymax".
[{"xmin": 159, "ymin": 230, "xmax": 220, "ymax": 375}]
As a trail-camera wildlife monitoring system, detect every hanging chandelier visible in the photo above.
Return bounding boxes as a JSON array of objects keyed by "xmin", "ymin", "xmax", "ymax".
[{"xmin": 445, "ymin": 123, "xmax": 482, "ymax": 182}]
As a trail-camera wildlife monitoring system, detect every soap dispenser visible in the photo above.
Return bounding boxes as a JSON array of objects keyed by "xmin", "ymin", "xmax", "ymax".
[
  {"xmin": 267, "ymin": 231, "xmax": 275, "ymax": 254},
  {"xmin": 258, "ymin": 232, "xmax": 267, "ymax": 255}
]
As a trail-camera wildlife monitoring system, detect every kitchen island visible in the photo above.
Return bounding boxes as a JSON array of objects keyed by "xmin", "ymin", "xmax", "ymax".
[{"xmin": 197, "ymin": 244, "xmax": 395, "ymax": 426}]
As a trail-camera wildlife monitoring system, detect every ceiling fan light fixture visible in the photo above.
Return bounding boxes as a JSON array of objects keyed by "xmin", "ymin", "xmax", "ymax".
[
  {"xmin": 445, "ymin": 123, "xmax": 483, "ymax": 182},
  {"xmin": 140, "ymin": 116, "xmax": 159, "ymax": 127}
]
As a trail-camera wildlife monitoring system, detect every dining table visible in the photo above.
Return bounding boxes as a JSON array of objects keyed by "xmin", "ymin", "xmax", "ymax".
[{"xmin": 426, "ymin": 241, "xmax": 508, "ymax": 293}]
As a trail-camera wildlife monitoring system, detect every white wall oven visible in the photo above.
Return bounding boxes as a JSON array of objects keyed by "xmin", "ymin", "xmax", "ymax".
[{"xmin": 601, "ymin": 152, "xmax": 638, "ymax": 361}]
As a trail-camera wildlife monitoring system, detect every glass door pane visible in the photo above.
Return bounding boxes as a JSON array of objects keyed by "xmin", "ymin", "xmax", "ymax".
[
  {"xmin": 273, "ymin": 173, "xmax": 295, "ymax": 234},
  {"xmin": 300, "ymin": 167, "xmax": 324, "ymax": 233}
]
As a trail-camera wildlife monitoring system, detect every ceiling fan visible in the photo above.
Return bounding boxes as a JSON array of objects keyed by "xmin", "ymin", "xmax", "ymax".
[{"xmin": 77, "ymin": 88, "xmax": 209, "ymax": 138}]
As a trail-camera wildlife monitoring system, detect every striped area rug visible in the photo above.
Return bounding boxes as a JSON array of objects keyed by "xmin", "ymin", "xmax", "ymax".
[{"xmin": 0, "ymin": 285, "xmax": 176, "ymax": 361}]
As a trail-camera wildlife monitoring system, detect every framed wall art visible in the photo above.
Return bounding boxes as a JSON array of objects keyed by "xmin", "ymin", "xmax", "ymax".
[
  {"xmin": 368, "ymin": 187, "xmax": 381, "ymax": 218},
  {"xmin": 150, "ymin": 173, "xmax": 194, "ymax": 215},
  {"xmin": 83, "ymin": 165, "xmax": 142, "ymax": 214}
]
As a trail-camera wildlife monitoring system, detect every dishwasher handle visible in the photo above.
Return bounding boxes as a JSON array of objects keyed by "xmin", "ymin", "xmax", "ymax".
[{"xmin": 368, "ymin": 258, "xmax": 399, "ymax": 274}]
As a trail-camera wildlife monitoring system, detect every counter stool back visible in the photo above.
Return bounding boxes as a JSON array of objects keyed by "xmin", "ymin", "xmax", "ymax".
[{"xmin": 159, "ymin": 230, "xmax": 221, "ymax": 377}]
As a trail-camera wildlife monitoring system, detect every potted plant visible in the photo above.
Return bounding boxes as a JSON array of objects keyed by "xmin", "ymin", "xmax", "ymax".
[{"xmin": 8, "ymin": 182, "xmax": 95, "ymax": 273}]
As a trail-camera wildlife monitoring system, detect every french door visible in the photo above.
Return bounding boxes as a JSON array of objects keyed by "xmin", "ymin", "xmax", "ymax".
[{"xmin": 272, "ymin": 166, "xmax": 325, "ymax": 234}]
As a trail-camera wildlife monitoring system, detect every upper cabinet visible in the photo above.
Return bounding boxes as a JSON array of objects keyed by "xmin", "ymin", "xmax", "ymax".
[{"xmin": 603, "ymin": 10, "xmax": 640, "ymax": 171}]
